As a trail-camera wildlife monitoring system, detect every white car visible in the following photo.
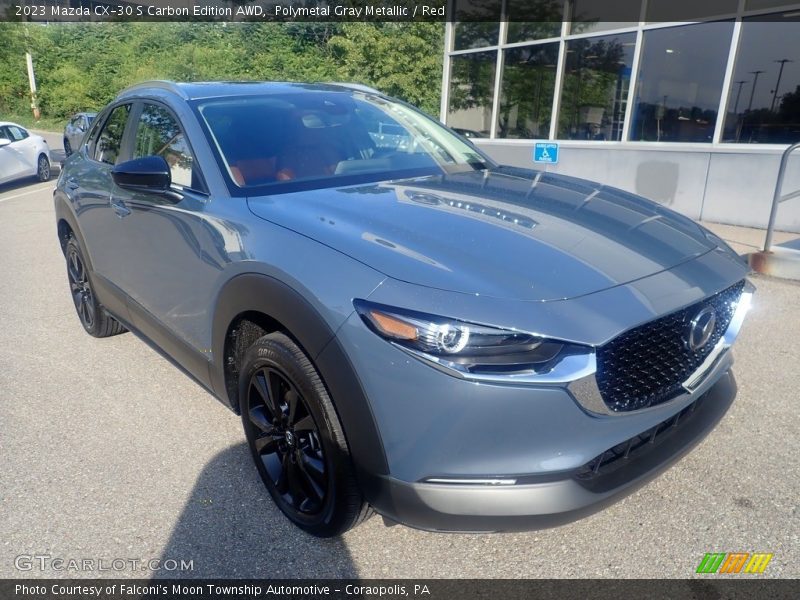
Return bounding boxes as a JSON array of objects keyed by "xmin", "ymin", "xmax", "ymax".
[{"xmin": 0, "ymin": 122, "xmax": 51, "ymax": 185}]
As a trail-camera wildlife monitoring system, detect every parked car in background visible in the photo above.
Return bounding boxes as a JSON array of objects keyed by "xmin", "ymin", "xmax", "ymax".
[
  {"xmin": 0, "ymin": 122, "xmax": 51, "ymax": 185},
  {"xmin": 63, "ymin": 112, "xmax": 96, "ymax": 156},
  {"xmin": 55, "ymin": 81, "xmax": 752, "ymax": 537},
  {"xmin": 452, "ymin": 127, "xmax": 487, "ymax": 139}
]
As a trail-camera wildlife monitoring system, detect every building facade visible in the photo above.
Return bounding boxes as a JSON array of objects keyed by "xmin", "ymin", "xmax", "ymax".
[{"xmin": 442, "ymin": 1, "xmax": 800, "ymax": 232}]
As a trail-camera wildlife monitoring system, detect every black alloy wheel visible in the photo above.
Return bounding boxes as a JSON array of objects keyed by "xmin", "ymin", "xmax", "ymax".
[
  {"xmin": 247, "ymin": 366, "xmax": 328, "ymax": 515},
  {"xmin": 239, "ymin": 332, "xmax": 372, "ymax": 536},
  {"xmin": 67, "ymin": 242, "xmax": 96, "ymax": 331},
  {"xmin": 64, "ymin": 236, "xmax": 126, "ymax": 338}
]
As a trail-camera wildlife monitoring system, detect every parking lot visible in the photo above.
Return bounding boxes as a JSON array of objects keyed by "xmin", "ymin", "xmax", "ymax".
[{"xmin": 0, "ymin": 144, "xmax": 798, "ymax": 579}]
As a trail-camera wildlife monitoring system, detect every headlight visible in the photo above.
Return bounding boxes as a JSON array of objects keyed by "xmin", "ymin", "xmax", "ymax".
[{"xmin": 354, "ymin": 299, "xmax": 570, "ymax": 376}]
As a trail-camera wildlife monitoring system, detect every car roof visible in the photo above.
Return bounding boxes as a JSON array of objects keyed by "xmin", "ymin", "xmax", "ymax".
[
  {"xmin": 73, "ymin": 112, "xmax": 97, "ymax": 117},
  {"xmin": 0, "ymin": 122, "xmax": 26, "ymax": 130},
  {"xmin": 116, "ymin": 80, "xmax": 381, "ymax": 102}
]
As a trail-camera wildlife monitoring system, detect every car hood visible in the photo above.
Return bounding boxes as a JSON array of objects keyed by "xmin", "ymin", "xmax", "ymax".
[{"xmin": 246, "ymin": 167, "xmax": 722, "ymax": 302}]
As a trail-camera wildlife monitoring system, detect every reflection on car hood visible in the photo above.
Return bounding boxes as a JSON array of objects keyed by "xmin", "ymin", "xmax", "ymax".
[{"xmin": 246, "ymin": 167, "xmax": 722, "ymax": 302}]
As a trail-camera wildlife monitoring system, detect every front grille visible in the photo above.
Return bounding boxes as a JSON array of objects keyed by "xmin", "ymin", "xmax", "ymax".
[
  {"xmin": 596, "ymin": 280, "xmax": 744, "ymax": 412},
  {"xmin": 574, "ymin": 392, "xmax": 707, "ymax": 482}
]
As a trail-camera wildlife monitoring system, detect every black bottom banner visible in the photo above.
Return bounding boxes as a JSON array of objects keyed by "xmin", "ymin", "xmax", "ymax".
[{"xmin": 1, "ymin": 579, "xmax": 798, "ymax": 600}]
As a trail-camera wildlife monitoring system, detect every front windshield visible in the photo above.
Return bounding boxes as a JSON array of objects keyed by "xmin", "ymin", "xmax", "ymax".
[{"xmin": 195, "ymin": 89, "xmax": 492, "ymax": 189}]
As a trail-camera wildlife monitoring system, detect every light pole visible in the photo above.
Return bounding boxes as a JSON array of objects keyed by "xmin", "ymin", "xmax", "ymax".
[
  {"xmin": 23, "ymin": 23, "xmax": 40, "ymax": 120},
  {"xmin": 747, "ymin": 70, "xmax": 765, "ymax": 112},
  {"xmin": 770, "ymin": 59, "xmax": 794, "ymax": 113},
  {"xmin": 733, "ymin": 80, "xmax": 748, "ymax": 142},
  {"xmin": 732, "ymin": 80, "xmax": 747, "ymax": 115}
]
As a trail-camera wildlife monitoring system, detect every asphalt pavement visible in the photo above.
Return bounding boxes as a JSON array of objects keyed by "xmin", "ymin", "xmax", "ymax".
[{"xmin": 0, "ymin": 149, "xmax": 798, "ymax": 579}]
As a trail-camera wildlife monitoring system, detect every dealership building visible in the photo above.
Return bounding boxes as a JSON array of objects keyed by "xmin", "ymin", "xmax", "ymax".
[{"xmin": 441, "ymin": 1, "xmax": 800, "ymax": 232}]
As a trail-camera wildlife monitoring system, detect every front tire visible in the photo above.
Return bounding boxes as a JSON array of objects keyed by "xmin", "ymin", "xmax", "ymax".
[
  {"xmin": 64, "ymin": 138, "xmax": 72, "ymax": 157},
  {"xmin": 239, "ymin": 332, "xmax": 372, "ymax": 537},
  {"xmin": 36, "ymin": 154, "xmax": 50, "ymax": 182},
  {"xmin": 64, "ymin": 236, "xmax": 126, "ymax": 338}
]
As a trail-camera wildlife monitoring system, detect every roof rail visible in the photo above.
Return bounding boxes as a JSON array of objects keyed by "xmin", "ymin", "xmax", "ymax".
[
  {"xmin": 117, "ymin": 80, "xmax": 188, "ymax": 100},
  {"xmin": 325, "ymin": 82, "xmax": 382, "ymax": 95}
]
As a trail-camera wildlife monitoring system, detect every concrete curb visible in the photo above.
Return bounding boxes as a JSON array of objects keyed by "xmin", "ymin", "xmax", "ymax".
[{"xmin": 748, "ymin": 249, "xmax": 800, "ymax": 281}]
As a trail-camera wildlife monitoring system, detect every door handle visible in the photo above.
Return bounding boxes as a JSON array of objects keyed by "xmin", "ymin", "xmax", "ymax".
[
  {"xmin": 65, "ymin": 178, "xmax": 79, "ymax": 191},
  {"xmin": 110, "ymin": 197, "xmax": 131, "ymax": 218}
]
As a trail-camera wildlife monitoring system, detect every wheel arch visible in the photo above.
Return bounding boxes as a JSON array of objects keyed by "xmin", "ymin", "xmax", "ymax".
[
  {"xmin": 211, "ymin": 273, "xmax": 389, "ymax": 477},
  {"xmin": 54, "ymin": 194, "xmax": 91, "ymax": 267}
]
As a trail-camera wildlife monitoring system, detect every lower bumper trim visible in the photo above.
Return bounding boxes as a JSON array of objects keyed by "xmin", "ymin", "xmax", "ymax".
[{"xmin": 362, "ymin": 370, "xmax": 736, "ymax": 533}]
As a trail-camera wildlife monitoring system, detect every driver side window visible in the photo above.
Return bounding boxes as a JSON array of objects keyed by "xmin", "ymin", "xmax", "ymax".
[
  {"xmin": 133, "ymin": 104, "xmax": 196, "ymax": 189},
  {"xmin": 94, "ymin": 104, "xmax": 131, "ymax": 165}
]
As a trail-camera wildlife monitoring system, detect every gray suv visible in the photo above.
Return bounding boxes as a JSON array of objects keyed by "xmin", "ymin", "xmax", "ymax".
[{"xmin": 54, "ymin": 81, "xmax": 753, "ymax": 536}]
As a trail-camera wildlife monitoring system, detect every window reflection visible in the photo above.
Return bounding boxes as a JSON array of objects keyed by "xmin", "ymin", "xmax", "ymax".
[
  {"xmin": 745, "ymin": 0, "xmax": 799, "ymax": 9},
  {"xmin": 722, "ymin": 14, "xmax": 800, "ymax": 144},
  {"xmin": 447, "ymin": 51, "xmax": 497, "ymax": 137},
  {"xmin": 630, "ymin": 22, "xmax": 733, "ymax": 142},
  {"xmin": 134, "ymin": 104, "xmax": 194, "ymax": 188},
  {"xmin": 506, "ymin": 0, "xmax": 564, "ymax": 44},
  {"xmin": 452, "ymin": 0, "xmax": 502, "ymax": 50},
  {"xmin": 95, "ymin": 105, "xmax": 130, "ymax": 165},
  {"xmin": 646, "ymin": 0, "xmax": 738, "ymax": 21},
  {"xmin": 568, "ymin": 0, "xmax": 641, "ymax": 35},
  {"xmin": 496, "ymin": 43, "xmax": 559, "ymax": 139},
  {"xmin": 559, "ymin": 33, "xmax": 635, "ymax": 140}
]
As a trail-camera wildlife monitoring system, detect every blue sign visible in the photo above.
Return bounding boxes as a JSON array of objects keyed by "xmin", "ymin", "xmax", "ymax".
[{"xmin": 533, "ymin": 142, "xmax": 559, "ymax": 164}]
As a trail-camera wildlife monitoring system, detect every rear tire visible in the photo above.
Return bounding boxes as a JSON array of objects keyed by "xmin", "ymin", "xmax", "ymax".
[
  {"xmin": 64, "ymin": 236, "xmax": 126, "ymax": 338},
  {"xmin": 36, "ymin": 154, "xmax": 50, "ymax": 182},
  {"xmin": 239, "ymin": 332, "xmax": 372, "ymax": 537}
]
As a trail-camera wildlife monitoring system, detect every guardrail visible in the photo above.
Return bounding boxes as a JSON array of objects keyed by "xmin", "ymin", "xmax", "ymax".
[{"xmin": 763, "ymin": 142, "xmax": 800, "ymax": 252}]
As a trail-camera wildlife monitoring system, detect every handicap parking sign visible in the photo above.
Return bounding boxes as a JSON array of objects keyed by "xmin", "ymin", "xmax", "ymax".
[{"xmin": 533, "ymin": 142, "xmax": 559, "ymax": 164}]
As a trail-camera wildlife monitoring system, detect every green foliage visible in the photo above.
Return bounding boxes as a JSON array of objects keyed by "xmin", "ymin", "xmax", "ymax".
[
  {"xmin": 0, "ymin": 23, "xmax": 34, "ymax": 115},
  {"xmin": 0, "ymin": 22, "xmax": 444, "ymax": 126},
  {"xmin": 328, "ymin": 23, "xmax": 443, "ymax": 115}
]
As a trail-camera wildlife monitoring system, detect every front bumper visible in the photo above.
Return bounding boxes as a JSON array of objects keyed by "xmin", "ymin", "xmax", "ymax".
[{"xmin": 363, "ymin": 370, "xmax": 736, "ymax": 532}]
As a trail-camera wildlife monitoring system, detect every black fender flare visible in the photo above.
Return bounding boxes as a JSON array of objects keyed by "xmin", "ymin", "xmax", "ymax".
[
  {"xmin": 54, "ymin": 192, "xmax": 92, "ymax": 266},
  {"xmin": 210, "ymin": 273, "xmax": 389, "ymax": 476}
]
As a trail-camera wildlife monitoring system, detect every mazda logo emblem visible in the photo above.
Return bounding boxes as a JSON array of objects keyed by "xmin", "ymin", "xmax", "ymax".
[{"xmin": 686, "ymin": 306, "xmax": 717, "ymax": 352}]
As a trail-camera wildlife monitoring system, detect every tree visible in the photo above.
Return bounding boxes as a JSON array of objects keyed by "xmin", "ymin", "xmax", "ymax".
[{"xmin": 0, "ymin": 22, "xmax": 445, "ymax": 123}]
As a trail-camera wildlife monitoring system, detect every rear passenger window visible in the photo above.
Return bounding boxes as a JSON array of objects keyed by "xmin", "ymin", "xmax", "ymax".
[
  {"xmin": 7, "ymin": 126, "xmax": 28, "ymax": 141},
  {"xmin": 133, "ymin": 104, "xmax": 197, "ymax": 189},
  {"xmin": 94, "ymin": 104, "xmax": 131, "ymax": 165}
]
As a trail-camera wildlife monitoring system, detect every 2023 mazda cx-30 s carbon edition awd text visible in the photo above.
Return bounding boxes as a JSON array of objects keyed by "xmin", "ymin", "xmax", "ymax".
[{"xmin": 54, "ymin": 82, "xmax": 753, "ymax": 536}]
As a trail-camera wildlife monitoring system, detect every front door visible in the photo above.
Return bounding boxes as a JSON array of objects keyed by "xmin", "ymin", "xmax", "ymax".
[{"xmin": 105, "ymin": 101, "xmax": 222, "ymax": 381}]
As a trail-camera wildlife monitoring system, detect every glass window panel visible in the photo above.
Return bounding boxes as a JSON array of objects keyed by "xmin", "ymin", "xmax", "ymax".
[
  {"xmin": 94, "ymin": 104, "xmax": 131, "ymax": 165},
  {"xmin": 558, "ymin": 33, "xmax": 636, "ymax": 140},
  {"xmin": 745, "ymin": 0, "xmax": 800, "ymax": 10},
  {"xmin": 134, "ymin": 104, "xmax": 195, "ymax": 188},
  {"xmin": 447, "ymin": 51, "xmax": 497, "ymax": 137},
  {"xmin": 646, "ymin": 0, "xmax": 738, "ymax": 21},
  {"xmin": 496, "ymin": 43, "xmax": 559, "ymax": 139},
  {"xmin": 630, "ymin": 22, "xmax": 734, "ymax": 142},
  {"xmin": 506, "ymin": 1, "xmax": 564, "ymax": 44},
  {"xmin": 454, "ymin": 23, "xmax": 501, "ymax": 50},
  {"xmin": 7, "ymin": 126, "xmax": 28, "ymax": 141},
  {"xmin": 569, "ymin": 0, "xmax": 642, "ymax": 35},
  {"xmin": 722, "ymin": 14, "xmax": 800, "ymax": 143},
  {"xmin": 452, "ymin": 0, "xmax": 502, "ymax": 50}
]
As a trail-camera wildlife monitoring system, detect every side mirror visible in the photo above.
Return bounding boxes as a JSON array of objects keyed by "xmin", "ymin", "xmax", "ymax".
[
  {"xmin": 0, "ymin": 138, "xmax": 11, "ymax": 148},
  {"xmin": 111, "ymin": 156, "xmax": 171, "ymax": 192}
]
